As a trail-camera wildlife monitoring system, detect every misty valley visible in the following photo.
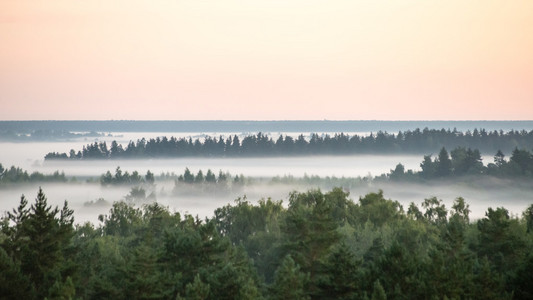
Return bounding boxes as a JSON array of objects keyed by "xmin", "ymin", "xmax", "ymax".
[
  {"xmin": 2, "ymin": 124, "xmax": 533, "ymax": 223},
  {"xmin": 4, "ymin": 0, "xmax": 533, "ymax": 297},
  {"xmin": 1, "ymin": 121, "xmax": 533, "ymax": 299}
]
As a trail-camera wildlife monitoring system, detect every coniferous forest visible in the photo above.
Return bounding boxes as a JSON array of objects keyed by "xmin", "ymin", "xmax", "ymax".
[
  {"xmin": 44, "ymin": 128, "xmax": 533, "ymax": 160},
  {"xmin": 2, "ymin": 125, "xmax": 533, "ymax": 299},
  {"xmin": 3, "ymin": 0, "xmax": 533, "ymax": 296},
  {"xmin": 1, "ymin": 187, "xmax": 533, "ymax": 299}
]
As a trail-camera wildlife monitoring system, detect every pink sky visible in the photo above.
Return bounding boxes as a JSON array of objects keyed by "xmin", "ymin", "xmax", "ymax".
[{"xmin": 1, "ymin": 0, "xmax": 532, "ymax": 120}]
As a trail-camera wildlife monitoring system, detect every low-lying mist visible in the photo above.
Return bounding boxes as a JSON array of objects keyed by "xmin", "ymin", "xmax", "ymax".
[
  {"xmin": 38, "ymin": 155, "xmax": 423, "ymax": 178},
  {"xmin": 1, "ymin": 176, "xmax": 531, "ymax": 226}
]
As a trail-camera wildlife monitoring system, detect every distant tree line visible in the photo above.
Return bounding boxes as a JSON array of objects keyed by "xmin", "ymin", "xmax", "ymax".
[
  {"xmin": 171, "ymin": 168, "xmax": 247, "ymax": 196},
  {"xmin": 0, "ymin": 163, "xmax": 67, "ymax": 184},
  {"xmin": 174, "ymin": 168, "xmax": 245, "ymax": 186},
  {"xmin": 44, "ymin": 128, "xmax": 533, "ymax": 159},
  {"xmin": 100, "ymin": 167, "xmax": 155, "ymax": 186},
  {"xmin": 0, "ymin": 129, "xmax": 103, "ymax": 141},
  {"xmin": 96, "ymin": 146, "xmax": 533, "ymax": 191},
  {"xmin": 387, "ymin": 147, "xmax": 533, "ymax": 180},
  {"xmin": 99, "ymin": 167, "xmax": 244, "ymax": 187},
  {"xmin": 1, "ymin": 187, "xmax": 532, "ymax": 299}
]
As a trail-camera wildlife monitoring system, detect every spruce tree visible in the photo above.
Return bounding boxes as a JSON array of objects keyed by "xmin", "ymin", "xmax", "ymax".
[
  {"xmin": 435, "ymin": 147, "xmax": 452, "ymax": 177},
  {"xmin": 371, "ymin": 280, "xmax": 387, "ymax": 300},
  {"xmin": 270, "ymin": 255, "xmax": 310, "ymax": 300}
]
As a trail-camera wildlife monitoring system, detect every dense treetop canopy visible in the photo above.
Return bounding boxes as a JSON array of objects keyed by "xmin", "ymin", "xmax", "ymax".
[
  {"xmin": 44, "ymin": 128, "xmax": 533, "ymax": 160},
  {"xmin": 1, "ymin": 187, "xmax": 532, "ymax": 299}
]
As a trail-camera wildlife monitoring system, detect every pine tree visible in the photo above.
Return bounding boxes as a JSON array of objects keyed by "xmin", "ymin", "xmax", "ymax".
[
  {"xmin": 270, "ymin": 255, "xmax": 310, "ymax": 300},
  {"xmin": 1, "ymin": 188, "xmax": 76, "ymax": 299},
  {"xmin": 178, "ymin": 274, "xmax": 210, "ymax": 300},
  {"xmin": 371, "ymin": 280, "xmax": 387, "ymax": 300},
  {"xmin": 283, "ymin": 190, "xmax": 341, "ymax": 298},
  {"xmin": 435, "ymin": 147, "xmax": 452, "ymax": 177},
  {"xmin": 319, "ymin": 243, "xmax": 360, "ymax": 299}
]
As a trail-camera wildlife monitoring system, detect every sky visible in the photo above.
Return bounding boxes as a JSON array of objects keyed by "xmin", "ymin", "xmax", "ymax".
[{"xmin": 0, "ymin": 0, "xmax": 532, "ymax": 121}]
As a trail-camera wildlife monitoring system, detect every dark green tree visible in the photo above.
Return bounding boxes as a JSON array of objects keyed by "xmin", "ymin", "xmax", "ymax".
[
  {"xmin": 270, "ymin": 255, "xmax": 309, "ymax": 300},
  {"xmin": 476, "ymin": 207, "xmax": 526, "ymax": 273},
  {"xmin": 421, "ymin": 197, "xmax": 447, "ymax": 226},
  {"xmin": 371, "ymin": 280, "xmax": 387, "ymax": 300},
  {"xmin": 318, "ymin": 243, "xmax": 360, "ymax": 299},
  {"xmin": 1, "ymin": 188, "xmax": 76, "ymax": 299},
  {"xmin": 435, "ymin": 147, "xmax": 452, "ymax": 177},
  {"xmin": 283, "ymin": 190, "xmax": 341, "ymax": 298},
  {"xmin": 419, "ymin": 155, "xmax": 436, "ymax": 178}
]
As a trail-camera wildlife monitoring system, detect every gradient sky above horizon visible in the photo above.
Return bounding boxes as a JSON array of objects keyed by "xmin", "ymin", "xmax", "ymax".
[{"xmin": 1, "ymin": 0, "xmax": 532, "ymax": 121}]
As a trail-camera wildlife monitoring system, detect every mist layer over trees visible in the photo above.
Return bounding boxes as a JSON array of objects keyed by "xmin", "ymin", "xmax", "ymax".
[
  {"xmin": 44, "ymin": 128, "xmax": 533, "ymax": 160},
  {"xmin": 385, "ymin": 147, "xmax": 533, "ymax": 180},
  {"xmin": 1, "ymin": 187, "xmax": 532, "ymax": 299},
  {"xmin": 3, "ymin": 123, "xmax": 533, "ymax": 298}
]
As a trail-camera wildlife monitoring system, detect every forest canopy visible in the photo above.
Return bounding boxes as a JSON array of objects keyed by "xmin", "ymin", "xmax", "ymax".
[
  {"xmin": 44, "ymin": 128, "xmax": 533, "ymax": 160},
  {"xmin": 1, "ymin": 188, "xmax": 532, "ymax": 299}
]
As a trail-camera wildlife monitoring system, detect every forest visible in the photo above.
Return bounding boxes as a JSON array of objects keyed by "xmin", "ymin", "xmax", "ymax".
[
  {"xmin": 1, "ymin": 187, "xmax": 532, "ymax": 299},
  {"xmin": 3, "ymin": 129, "xmax": 533, "ymax": 299},
  {"xmin": 386, "ymin": 146, "xmax": 533, "ymax": 180},
  {"xmin": 0, "ymin": 163, "xmax": 67, "ymax": 184},
  {"xmin": 44, "ymin": 128, "xmax": 533, "ymax": 160},
  {"xmin": 4, "ymin": 145, "xmax": 533, "ymax": 188}
]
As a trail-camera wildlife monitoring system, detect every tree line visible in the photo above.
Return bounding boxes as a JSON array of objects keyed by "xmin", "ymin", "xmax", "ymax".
[
  {"xmin": 387, "ymin": 147, "xmax": 533, "ymax": 180},
  {"xmin": 1, "ymin": 187, "xmax": 532, "ymax": 299},
  {"xmin": 5, "ymin": 144, "xmax": 533, "ymax": 188},
  {"xmin": 44, "ymin": 128, "xmax": 533, "ymax": 159},
  {"xmin": 0, "ymin": 129, "xmax": 103, "ymax": 141},
  {"xmin": 0, "ymin": 163, "xmax": 67, "ymax": 184},
  {"xmin": 100, "ymin": 167, "xmax": 155, "ymax": 186}
]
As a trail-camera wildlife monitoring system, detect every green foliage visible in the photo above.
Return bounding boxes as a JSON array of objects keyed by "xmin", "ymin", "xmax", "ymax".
[
  {"xmin": 99, "ymin": 202, "xmax": 138, "ymax": 236},
  {"xmin": 0, "ymin": 247, "xmax": 34, "ymax": 299},
  {"xmin": 270, "ymin": 255, "xmax": 309, "ymax": 300},
  {"xmin": 0, "ymin": 188, "xmax": 75, "ymax": 299},
  {"xmin": 524, "ymin": 204, "xmax": 533, "ymax": 233},
  {"xmin": 353, "ymin": 190, "xmax": 404, "ymax": 227},
  {"xmin": 283, "ymin": 189, "xmax": 341, "ymax": 296},
  {"xmin": 371, "ymin": 242, "xmax": 422, "ymax": 299},
  {"xmin": 2, "ymin": 187, "xmax": 532, "ymax": 299},
  {"xmin": 511, "ymin": 253, "xmax": 533, "ymax": 300},
  {"xmin": 476, "ymin": 207, "xmax": 527, "ymax": 273},
  {"xmin": 318, "ymin": 243, "xmax": 360, "ymax": 299},
  {"xmin": 422, "ymin": 197, "xmax": 447, "ymax": 226},
  {"xmin": 178, "ymin": 274, "xmax": 210, "ymax": 300},
  {"xmin": 371, "ymin": 280, "xmax": 387, "ymax": 300}
]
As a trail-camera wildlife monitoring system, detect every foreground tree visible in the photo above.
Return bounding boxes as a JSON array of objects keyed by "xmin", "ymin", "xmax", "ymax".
[{"xmin": 0, "ymin": 188, "xmax": 76, "ymax": 299}]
